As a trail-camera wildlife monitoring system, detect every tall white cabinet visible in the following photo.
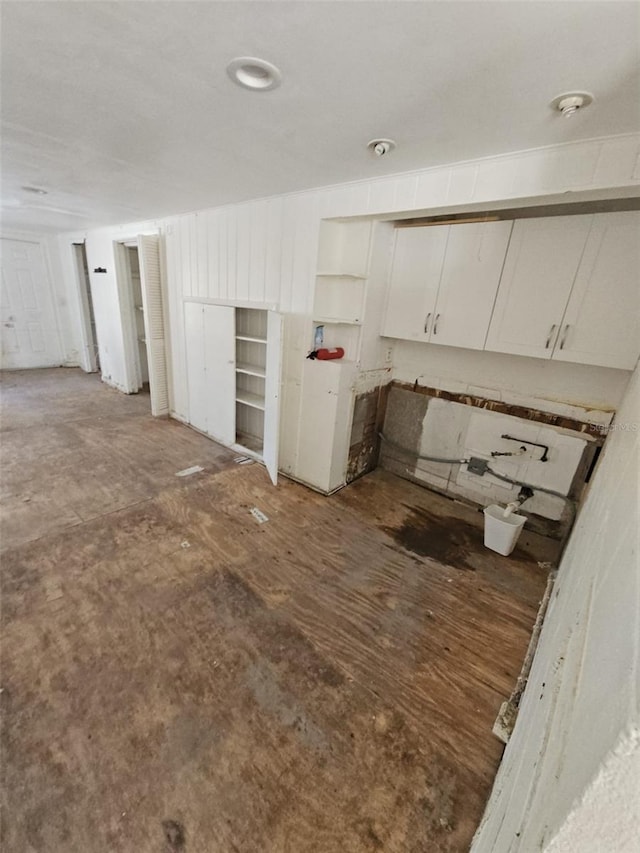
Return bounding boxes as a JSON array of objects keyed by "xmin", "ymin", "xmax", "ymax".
[
  {"xmin": 291, "ymin": 219, "xmax": 383, "ymax": 494},
  {"xmin": 184, "ymin": 302, "xmax": 282, "ymax": 484}
]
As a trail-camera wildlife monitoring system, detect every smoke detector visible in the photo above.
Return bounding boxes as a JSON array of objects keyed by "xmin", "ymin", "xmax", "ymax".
[
  {"xmin": 367, "ymin": 138, "xmax": 396, "ymax": 157},
  {"xmin": 550, "ymin": 91, "xmax": 594, "ymax": 118}
]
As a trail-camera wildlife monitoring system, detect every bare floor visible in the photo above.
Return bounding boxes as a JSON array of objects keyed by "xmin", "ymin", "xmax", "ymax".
[{"xmin": 1, "ymin": 369, "xmax": 549, "ymax": 853}]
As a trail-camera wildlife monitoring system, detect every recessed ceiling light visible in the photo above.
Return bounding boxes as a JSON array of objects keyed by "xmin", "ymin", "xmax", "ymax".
[
  {"xmin": 227, "ymin": 57, "xmax": 281, "ymax": 91},
  {"xmin": 22, "ymin": 185, "xmax": 48, "ymax": 195},
  {"xmin": 550, "ymin": 91, "xmax": 594, "ymax": 118}
]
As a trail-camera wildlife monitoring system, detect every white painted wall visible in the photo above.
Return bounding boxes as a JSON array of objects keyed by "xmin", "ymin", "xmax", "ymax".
[
  {"xmin": 49, "ymin": 132, "xmax": 640, "ymax": 443},
  {"xmin": 472, "ymin": 363, "xmax": 640, "ymax": 851},
  {"xmin": 159, "ymin": 134, "xmax": 640, "ymax": 442}
]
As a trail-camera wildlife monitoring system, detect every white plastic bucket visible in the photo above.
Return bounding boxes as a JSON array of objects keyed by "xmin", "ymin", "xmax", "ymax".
[{"xmin": 483, "ymin": 504, "xmax": 527, "ymax": 556}]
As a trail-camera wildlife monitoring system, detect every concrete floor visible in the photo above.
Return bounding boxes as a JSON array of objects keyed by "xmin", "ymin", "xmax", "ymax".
[{"xmin": 1, "ymin": 369, "xmax": 550, "ymax": 853}]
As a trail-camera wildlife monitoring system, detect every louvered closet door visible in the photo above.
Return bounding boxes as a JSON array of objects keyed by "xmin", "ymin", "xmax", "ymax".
[{"xmin": 138, "ymin": 234, "xmax": 170, "ymax": 416}]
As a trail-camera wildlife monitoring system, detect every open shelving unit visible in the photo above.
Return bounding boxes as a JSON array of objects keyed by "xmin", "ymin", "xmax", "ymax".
[
  {"xmin": 235, "ymin": 307, "xmax": 267, "ymax": 455},
  {"xmin": 311, "ymin": 219, "xmax": 372, "ymax": 364}
]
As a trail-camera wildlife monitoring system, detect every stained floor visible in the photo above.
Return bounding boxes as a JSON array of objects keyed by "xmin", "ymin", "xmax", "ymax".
[{"xmin": 1, "ymin": 369, "xmax": 551, "ymax": 853}]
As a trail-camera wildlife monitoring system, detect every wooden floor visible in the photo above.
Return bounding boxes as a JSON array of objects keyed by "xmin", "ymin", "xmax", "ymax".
[{"xmin": 1, "ymin": 369, "xmax": 550, "ymax": 853}]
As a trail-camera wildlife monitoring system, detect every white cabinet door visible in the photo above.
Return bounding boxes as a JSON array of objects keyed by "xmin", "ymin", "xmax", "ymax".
[
  {"xmin": 202, "ymin": 304, "xmax": 235, "ymax": 445},
  {"xmin": 263, "ymin": 310, "xmax": 283, "ymax": 485},
  {"xmin": 485, "ymin": 216, "xmax": 593, "ymax": 359},
  {"xmin": 553, "ymin": 212, "xmax": 640, "ymax": 370},
  {"xmin": 431, "ymin": 221, "xmax": 513, "ymax": 350},
  {"xmin": 184, "ymin": 302, "xmax": 207, "ymax": 433},
  {"xmin": 295, "ymin": 359, "xmax": 357, "ymax": 493},
  {"xmin": 382, "ymin": 226, "xmax": 448, "ymax": 341}
]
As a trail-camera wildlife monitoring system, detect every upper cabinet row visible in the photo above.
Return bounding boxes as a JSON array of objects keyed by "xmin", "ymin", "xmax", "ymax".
[{"xmin": 381, "ymin": 212, "xmax": 640, "ymax": 370}]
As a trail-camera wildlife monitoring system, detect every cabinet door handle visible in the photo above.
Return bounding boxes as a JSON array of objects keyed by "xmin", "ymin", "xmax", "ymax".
[
  {"xmin": 424, "ymin": 313, "xmax": 431, "ymax": 334},
  {"xmin": 559, "ymin": 324, "xmax": 570, "ymax": 350},
  {"xmin": 545, "ymin": 324, "xmax": 557, "ymax": 349},
  {"xmin": 433, "ymin": 313, "xmax": 441, "ymax": 335}
]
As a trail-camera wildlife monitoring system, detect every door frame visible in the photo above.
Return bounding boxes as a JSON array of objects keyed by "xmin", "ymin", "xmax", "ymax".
[
  {"xmin": 113, "ymin": 240, "xmax": 143, "ymax": 393},
  {"xmin": 70, "ymin": 241, "xmax": 99, "ymax": 373}
]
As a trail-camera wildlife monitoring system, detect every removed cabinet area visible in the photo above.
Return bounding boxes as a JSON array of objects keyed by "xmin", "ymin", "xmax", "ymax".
[
  {"xmin": 382, "ymin": 220, "xmax": 513, "ymax": 349},
  {"xmin": 184, "ymin": 303, "xmax": 282, "ymax": 483}
]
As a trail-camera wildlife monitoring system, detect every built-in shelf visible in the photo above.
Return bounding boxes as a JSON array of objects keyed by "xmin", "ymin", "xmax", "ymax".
[
  {"xmin": 316, "ymin": 271, "xmax": 367, "ymax": 279},
  {"xmin": 236, "ymin": 390, "xmax": 265, "ymax": 411},
  {"xmin": 235, "ymin": 431, "xmax": 263, "ymax": 456},
  {"xmin": 236, "ymin": 334, "xmax": 267, "ymax": 344},
  {"xmin": 313, "ymin": 317, "xmax": 362, "ymax": 326},
  {"xmin": 236, "ymin": 362, "xmax": 266, "ymax": 378}
]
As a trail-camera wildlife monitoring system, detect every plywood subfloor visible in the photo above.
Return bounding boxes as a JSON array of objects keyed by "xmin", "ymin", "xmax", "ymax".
[{"xmin": 1, "ymin": 369, "xmax": 550, "ymax": 853}]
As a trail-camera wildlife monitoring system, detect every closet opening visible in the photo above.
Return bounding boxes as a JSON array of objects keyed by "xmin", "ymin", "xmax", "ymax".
[{"xmin": 115, "ymin": 235, "xmax": 169, "ymax": 417}]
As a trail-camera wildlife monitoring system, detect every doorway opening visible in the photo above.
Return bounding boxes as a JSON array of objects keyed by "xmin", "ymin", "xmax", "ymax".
[
  {"xmin": 115, "ymin": 235, "xmax": 169, "ymax": 417},
  {"xmin": 124, "ymin": 244, "xmax": 150, "ymax": 394},
  {"xmin": 73, "ymin": 242, "xmax": 100, "ymax": 373}
]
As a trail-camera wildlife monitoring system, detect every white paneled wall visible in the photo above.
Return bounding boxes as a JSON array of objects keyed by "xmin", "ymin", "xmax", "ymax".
[{"xmin": 62, "ymin": 133, "xmax": 640, "ymax": 426}]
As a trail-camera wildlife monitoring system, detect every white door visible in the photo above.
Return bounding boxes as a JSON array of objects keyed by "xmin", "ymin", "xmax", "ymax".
[
  {"xmin": 138, "ymin": 235, "xmax": 169, "ymax": 416},
  {"xmin": 263, "ymin": 310, "xmax": 283, "ymax": 485},
  {"xmin": 485, "ymin": 216, "xmax": 593, "ymax": 359},
  {"xmin": 203, "ymin": 303, "xmax": 235, "ymax": 445},
  {"xmin": 0, "ymin": 239, "xmax": 62, "ymax": 369},
  {"xmin": 552, "ymin": 211, "xmax": 640, "ymax": 370},
  {"xmin": 184, "ymin": 302, "xmax": 207, "ymax": 433},
  {"xmin": 382, "ymin": 226, "xmax": 448, "ymax": 341},
  {"xmin": 431, "ymin": 221, "xmax": 513, "ymax": 350}
]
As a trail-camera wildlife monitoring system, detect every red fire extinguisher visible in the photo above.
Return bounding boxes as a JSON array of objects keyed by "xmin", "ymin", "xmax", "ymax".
[{"xmin": 307, "ymin": 347, "xmax": 345, "ymax": 360}]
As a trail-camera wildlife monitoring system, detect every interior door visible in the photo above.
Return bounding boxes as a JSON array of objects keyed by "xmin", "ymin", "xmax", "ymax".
[
  {"xmin": 485, "ymin": 216, "xmax": 593, "ymax": 359},
  {"xmin": 553, "ymin": 211, "xmax": 640, "ymax": 369},
  {"xmin": 0, "ymin": 239, "xmax": 62, "ymax": 369},
  {"xmin": 138, "ymin": 234, "xmax": 169, "ymax": 416},
  {"xmin": 381, "ymin": 226, "xmax": 448, "ymax": 341},
  {"xmin": 263, "ymin": 310, "xmax": 283, "ymax": 485},
  {"xmin": 431, "ymin": 221, "xmax": 513, "ymax": 349},
  {"xmin": 202, "ymin": 303, "xmax": 235, "ymax": 445}
]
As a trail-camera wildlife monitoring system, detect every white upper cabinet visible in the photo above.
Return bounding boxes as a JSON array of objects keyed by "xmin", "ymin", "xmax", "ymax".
[
  {"xmin": 485, "ymin": 216, "xmax": 594, "ymax": 359},
  {"xmin": 428, "ymin": 221, "xmax": 513, "ymax": 349},
  {"xmin": 555, "ymin": 212, "xmax": 640, "ymax": 370},
  {"xmin": 382, "ymin": 221, "xmax": 513, "ymax": 349},
  {"xmin": 382, "ymin": 226, "xmax": 448, "ymax": 341},
  {"xmin": 486, "ymin": 212, "xmax": 640, "ymax": 370}
]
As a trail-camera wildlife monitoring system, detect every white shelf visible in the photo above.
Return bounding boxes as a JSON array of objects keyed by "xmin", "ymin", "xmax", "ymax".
[
  {"xmin": 236, "ymin": 391, "xmax": 265, "ymax": 411},
  {"xmin": 235, "ymin": 432, "xmax": 263, "ymax": 455},
  {"xmin": 236, "ymin": 334, "xmax": 267, "ymax": 344},
  {"xmin": 236, "ymin": 362, "xmax": 266, "ymax": 378},
  {"xmin": 316, "ymin": 271, "xmax": 367, "ymax": 279},
  {"xmin": 313, "ymin": 317, "xmax": 362, "ymax": 325}
]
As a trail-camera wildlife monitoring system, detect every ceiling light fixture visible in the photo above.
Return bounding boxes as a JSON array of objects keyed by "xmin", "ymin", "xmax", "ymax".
[
  {"xmin": 550, "ymin": 91, "xmax": 594, "ymax": 118},
  {"xmin": 21, "ymin": 185, "xmax": 48, "ymax": 195},
  {"xmin": 227, "ymin": 57, "xmax": 281, "ymax": 91},
  {"xmin": 367, "ymin": 138, "xmax": 396, "ymax": 157}
]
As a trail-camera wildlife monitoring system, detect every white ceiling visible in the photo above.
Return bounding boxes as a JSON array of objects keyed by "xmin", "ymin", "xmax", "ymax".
[{"xmin": 2, "ymin": 1, "xmax": 639, "ymax": 233}]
